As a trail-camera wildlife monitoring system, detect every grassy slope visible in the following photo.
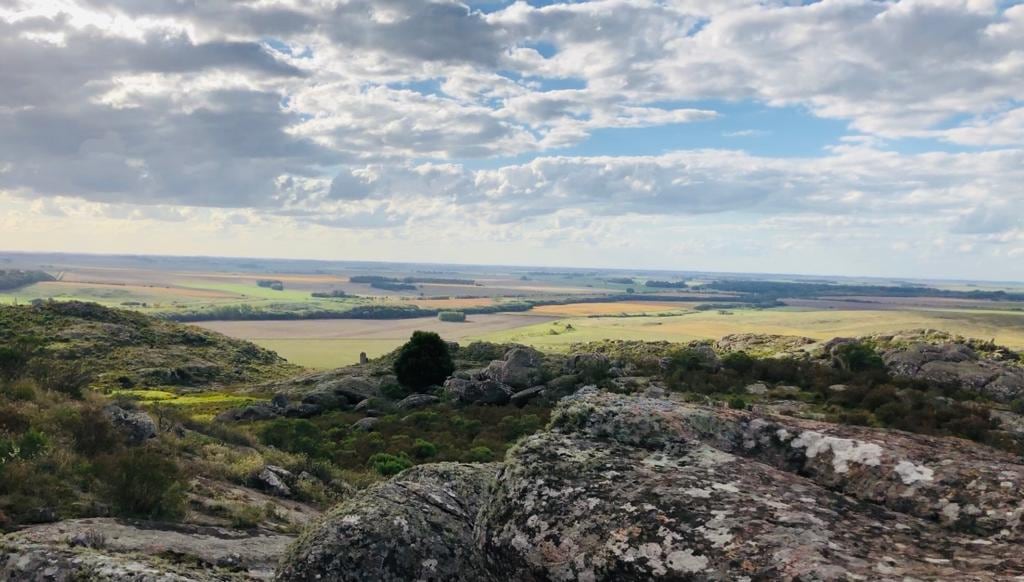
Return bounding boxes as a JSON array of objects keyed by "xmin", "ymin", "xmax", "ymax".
[{"xmin": 0, "ymin": 301, "xmax": 300, "ymax": 390}]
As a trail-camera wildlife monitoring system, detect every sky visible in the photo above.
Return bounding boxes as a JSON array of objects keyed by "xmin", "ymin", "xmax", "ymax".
[{"xmin": 1, "ymin": 0, "xmax": 1023, "ymax": 280}]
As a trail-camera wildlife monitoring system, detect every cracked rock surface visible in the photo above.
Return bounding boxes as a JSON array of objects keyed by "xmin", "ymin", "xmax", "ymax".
[{"xmin": 281, "ymin": 389, "xmax": 1024, "ymax": 581}]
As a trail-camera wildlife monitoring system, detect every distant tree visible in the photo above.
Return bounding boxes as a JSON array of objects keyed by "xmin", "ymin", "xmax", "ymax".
[
  {"xmin": 394, "ymin": 331, "xmax": 455, "ymax": 391},
  {"xmin": 626, "ymin": 287, "xmax": 635, "ymax": 294}
]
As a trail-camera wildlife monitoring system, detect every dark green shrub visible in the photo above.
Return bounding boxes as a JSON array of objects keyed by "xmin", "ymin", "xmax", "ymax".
[
  {"xmin": 728, "ymin": 396, "xmax": 747, "ymax": 410},
  {"xmin": 60, "ymin": 405, "xmax": 122, "ymax": 457},
  {"xmin": 1011, "ymin": 399, "xmax": 1024, "ymax": 415},
  {"xmin": 721, "ymin": 351, "xmax": 755, "ymax": 374},
  {"xmin": 437, "ymin": 311, "xmax": 466, "ymax": 322},
  {"xmin": 394, "ymin": 331, "xmax": 454, "ymax": 391},
  {"xmin": 367, "ymin": 453, "xmax": 412, "ymax": 476},
  {"xmin": 380, "ymin": 382, "xmax": 409, "ymax": 400},
  {"xmin": 259, "ymin": 419, "xmax": 323, "ymax": 457},
  {"xmin": 464, "ymin": 446, "xmax": 494, "ymax": 462},
  {"xmin": 832, "ymin": 342, "xmax": 885, "ymax": 373},
  {"xmin": 99, "ymin": 448, "xmax": 187, "ymax": 520},
  {"xmin": 411, "ymin": 438, "xmax": 437, "ymax": 459}
]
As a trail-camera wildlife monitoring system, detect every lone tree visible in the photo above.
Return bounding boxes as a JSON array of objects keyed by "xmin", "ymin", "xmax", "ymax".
[{"xmin": 394, "ymin": 331, "xmax": 454, "ymax": 391}]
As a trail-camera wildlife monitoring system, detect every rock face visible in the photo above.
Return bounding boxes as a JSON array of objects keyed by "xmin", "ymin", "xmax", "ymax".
[
  {"xmin": 282, "ymin": 389, "xmax": 1024, "ymax": 580},
  {"xmin": 879, "ymin": 341, "xmax": 1024, "ymax": 402},
  {"xmin": 279, "ymin": 464, "xmax": 498, "ymax": 582}
]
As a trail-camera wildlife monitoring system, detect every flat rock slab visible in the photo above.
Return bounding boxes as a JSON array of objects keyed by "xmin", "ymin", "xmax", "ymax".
[{"xmin": 1, "ymin": 518, "xmax": 296, "ymax": 581}]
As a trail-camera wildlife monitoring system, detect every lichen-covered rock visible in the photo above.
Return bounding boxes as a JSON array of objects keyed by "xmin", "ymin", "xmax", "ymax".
[
  {"xmin": 284, "ymin": 390, "xmax": 1024, "ymax": 580},
  {"xmin": 279, "ymin": 463, "xmax": 499, "ymax": 582},
  {"xmin": 253, "ymin": 465, "xmax": 294, "ymax": 498},
  {"xmin": 1, "ymin": 518, "xmax": 294, "ymax": 580}
]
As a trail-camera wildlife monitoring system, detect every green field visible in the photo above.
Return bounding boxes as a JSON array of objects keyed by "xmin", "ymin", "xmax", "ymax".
[
  {"xmin": 252, "ymin": 338, "xmax": 403, "ymax": 369},
  {"xmin": 471, "ymin": 308, "xmax": 1024, "ymax": 351}
]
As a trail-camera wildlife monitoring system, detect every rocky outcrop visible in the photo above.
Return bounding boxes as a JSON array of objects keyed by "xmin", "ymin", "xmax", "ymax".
[
  {"xmin": 878, "ymin": 341, "xmax": 1024, "ymax": 402},
  {"xmin": 282, "ymin": 389, "xmax": 1024, "ymax": 580},
  {"xmin": 103, "ymin": 404, "xmax": 157, "ymax": 445}
]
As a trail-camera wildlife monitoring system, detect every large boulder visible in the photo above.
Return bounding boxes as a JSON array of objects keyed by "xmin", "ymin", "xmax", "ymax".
[
  {"xmin": 443, "ymin": 377, "xmax": 513, "ymax": 406},
  {"xmin": 279, "ymin": 464, "xmax": 498, "ymax": 582},
  {"xmin": 103, "ymin": 404, "xmax": 157, "ymax": 445},
  {"xmin": 281, "ymin": 390, "xmax": 1024, "ymax": 580},
  {"xmin": 483, "ymin": 347, "xmax": 544, "ymax": 389}
]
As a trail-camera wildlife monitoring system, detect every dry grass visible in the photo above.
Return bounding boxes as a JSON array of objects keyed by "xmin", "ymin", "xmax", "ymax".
[{"xmin": 529, "ymin": 301, "xmax": 693, "ymax": 317}]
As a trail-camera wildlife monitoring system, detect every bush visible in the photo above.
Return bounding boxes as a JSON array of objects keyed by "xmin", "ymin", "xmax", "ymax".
[
  {"xmin": 1011, "ymin": 399, "xmax": 1024, "ymax": 415},
  {"xmin": 437, "ymin": 311, "xmax": 466, "ymax": 322},
  {"xmin": 393, "ymin": 331, "xmax": 455, "ymax": 391},
  {"xmin": 464, "ymin": 446, "xmax": 494, "ymax": 462},
  {"xmin": 32, "ymin": 361, "xmax": 92, "ymax": 399},
  {"xmin": 728, "ymin": 396, "xmax": 747, "ymax": 410},
  {"xmin": 722, "ymin": 351, "xmax": 755, "ymax": 374},
  {"xmin": 99, "ymin": 448, "xmax": 187, "ymax": 519},
  {"xmin": 259, "ymin": 419, "xmax": 324, "ymax": 457},
  {"xmin": 411, "ymin": 438, "xmax": 437, "ymax": 459},
  {"xmin": 367, "ymin": 453, "xmax": 413, "ymax": 476},
  {"xmin": 832, "ymin": 342, "xmax": 885, "ymax": 373}
]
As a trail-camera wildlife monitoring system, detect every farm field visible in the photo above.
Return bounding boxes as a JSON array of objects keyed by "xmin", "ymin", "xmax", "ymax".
[
  {"xmin": 194, "ymin": 313, "xmax": 558, "ymax": 368},
  {"xmin": 472, "ymin": 308, "xmax": 1024, "ymax": 351},
  {"xmin": 529, "ymin": 301, "xmax": 694, "ymax": 317}
]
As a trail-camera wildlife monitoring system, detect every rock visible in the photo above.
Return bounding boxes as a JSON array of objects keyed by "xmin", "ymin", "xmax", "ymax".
[
  {"xmin": 284, "ymin": 389, "xmax": 1024, "ymax": 580},
  {"xmin": 284, "ymin": 403, "xmax": 322, "ymax": 418},
  {"xmin": 219, "ymin": 402, "xmax": 280, "ymax": 422},
  {"xmin": 881, "ymin": 341, "xmax": 1024, "ymax": 402},
  {"xmin": 715, "ymin": 333, "xmax": 816, "ymax": 356},
  {"xmin": 443, "ymin": 377, "xmax": 513, "ymax": 406},
  {"xmin": 827, "ymin": 383, "xmax": 848, "ymax": 393},
  {"xmin": 351, "ymin": 417, "xmax": 379, "ymax": 432},
  {"xmin": 103, "ymin": 404, "xmax": 157, "ymax": 445},
  {"xmin": 359, "ymin": 352, "xmax": 368, "ymax": 365},
  {"xmin": 510, "ymin": 386, "xmax": 544, "ymax": 407},
  {"xmin": 254, "ymin": 465, "xmax": 294, "ymax": 498},
  {"xmin": 279, "ymin": 464, "xmax": 498, "ymax": 582},
  {"xmin": 301, "ymin": 388, "xmax": 350, "ymax": 412},
  {"xmin": 744, "ymin": 382, "xmax": 768, "ymax": 395},
  {"xmin": 1, "ymin": 518, "xmax": 294, "ymax": 580},
  {"xmin": 396, "ymin": 393, "xmax": 439, "ymax": 410},
  {"xmin": 483, "ymin": 347, "xmax": 543, "ymax": 389},
  {"xmin": 271, "ymin": 393, "xmax": 289, "ymax": 408}
]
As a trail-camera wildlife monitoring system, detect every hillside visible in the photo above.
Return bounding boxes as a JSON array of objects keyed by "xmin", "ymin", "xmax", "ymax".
[{"xmin": 0, "ymin": 301, "xmax": 300, "ymax": 390}]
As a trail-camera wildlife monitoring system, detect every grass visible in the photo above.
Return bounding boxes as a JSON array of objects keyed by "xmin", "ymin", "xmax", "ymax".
[
  {"xmin": 177, "ymin": 281, "xmax": 320, "ymax": 303},
  {"xmin": 529, "ymin": 301, "xmax": 695, "ymax": 317},
  {"xmin": 471, "ymin": 308, "xmax": 1024, "ymax": 350},
  {"xmin": 251, "ymin": 338, "xmax": 402, "ymax": 369},
  {"xmin": 112, "ymin": 389, "xmax": 265, "ymax": 421}
]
